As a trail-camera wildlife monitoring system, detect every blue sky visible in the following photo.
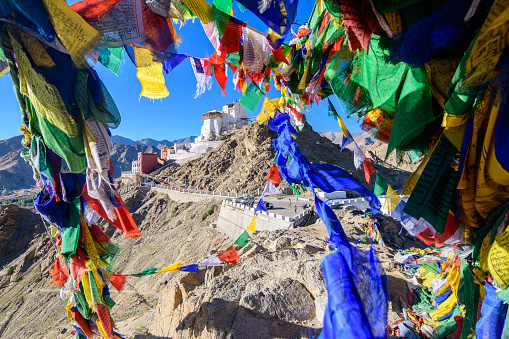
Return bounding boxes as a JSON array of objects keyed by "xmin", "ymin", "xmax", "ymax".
[{"xmin": 0, "ymin": 0, "xmax": 362, "ymax": 141}]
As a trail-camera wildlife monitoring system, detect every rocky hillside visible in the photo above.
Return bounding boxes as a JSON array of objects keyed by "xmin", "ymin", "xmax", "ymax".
[
  {"xmin": 0, "ymin": 186, "xmax": 413, "ymax": 338},
  {"xmin": 156, "ymin": 122, "xmax": 416, "ymax": 195},
  {"xmin": 0, "ymin": 135, "xmax": 155, "ymax": 198}
]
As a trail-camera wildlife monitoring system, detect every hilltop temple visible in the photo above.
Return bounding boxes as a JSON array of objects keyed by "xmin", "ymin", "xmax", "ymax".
[
  {"xmin": 131, "ymin": 101, "xmax": 249, "ymax": 174},
  {"xmin": 196, "ymin": 101, "xmax": 248, "ymax": 142}
]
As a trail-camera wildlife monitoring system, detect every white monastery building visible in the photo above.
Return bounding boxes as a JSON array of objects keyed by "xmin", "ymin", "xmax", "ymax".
[{"xmin": 196, "ymin": 101, "xmax": 248, "ymax": 142}]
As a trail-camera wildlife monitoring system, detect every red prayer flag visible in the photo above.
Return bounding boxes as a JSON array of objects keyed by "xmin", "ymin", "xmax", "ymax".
[
  {"xmin": 217, "ymin": 245, "xmax": 239, "ymax": 264},
  {"xmin": 339, "ymin": 0, "xmax": 380, "ymax": 53},
  {"xmin": 71, "ymin": 308, "xmax": 94, "ymax": 338},
  {"xmin": 266, "ymin": 163, "xmax": 282, "ymax": 184},
  {"xmin": 96, "ymin": 305, "xmax": 116, "ymax": 338},
  {"xmin": 70, "ymin": 0, "xmax": 124, "ymax": 19},
  {"xmin": 271, "ymin": 46, "xmax": 289, "ymax": 65},
  {"xmin": 109, "ymin": 274, "xmax": 129, "ymax": 293},
  {"xmin": 221, "ymin": 20, "xmax": 242, "ymax": 53},
  {"xmin": 362, "ymin": 159, "xmax": 376, "ymax": 184},
  {"xmin": 51, "ymin": 255, "xmax": 69, "ymax": 287},
  {"xmin": 83, "ymin": 185, "xmax": 141, "ymax": 238},
  {"xmin": 90, "ymin": 224, "xmax": 110, "ymax": 243}
]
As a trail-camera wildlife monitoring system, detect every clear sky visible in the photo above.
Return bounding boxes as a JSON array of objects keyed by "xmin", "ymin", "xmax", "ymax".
[{"xmin": 0, "ymin": 0, "xmax": 362, "ymax": 142}]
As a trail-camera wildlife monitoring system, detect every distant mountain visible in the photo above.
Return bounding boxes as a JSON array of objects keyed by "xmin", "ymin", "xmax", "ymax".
[
  {"xmin": 111, "ymin": 135, "xmax": 198, "ymax": 149},
  {"xmin": 137, "ymin": 138, "xmax": 174, "ymax": 148},
  {"xmin": 172, "ymin": 136, "xmax": 197, "ymax": 144}
]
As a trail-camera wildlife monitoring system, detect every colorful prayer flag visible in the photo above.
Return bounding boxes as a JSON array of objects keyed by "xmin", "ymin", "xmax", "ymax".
[
  {"xmin": 373, "ymin": 173, "xmax": 388, "ymax": 196},
  {"xmin": 180, "ymin": 264, "xmax": 200, "ymax": 273},
  {"xmin": 155, "ymin": 262, "xmax": 182, "ymax": 273},
  {"xmin": 384, "ymin": 186, "xmax": 401, "ymax": 213},
  {"xmin": 233, "ymin": 231, "xmax": 250, "ymax": 247},
  {"xmin": 217, "ymin": 245, "xmax": 239, "ymax": 264},
  {"xmin": 198, "ymin": 256, "xmax": 225, "ymax": 267},
  {"xmin": 109, "ymin": 274, "xmax": 129, "ymax": 293},
  {"xmin": 363, "ymin": 159, "xmax": 376, "ymax": 184},
  {"xmin": 266, "ymin": 163, "xmax": 282, "ymax": 184},
  {"xmin": 246, "ymin": 215, "xmax": 257, "ymax": 233},
  {"xmin": 354, "ymin": 143, "xmax": 366, "ymax": 169},
  {"xmin": 261, "ymin": 180, "xmax": 282, "ymax": 197}
]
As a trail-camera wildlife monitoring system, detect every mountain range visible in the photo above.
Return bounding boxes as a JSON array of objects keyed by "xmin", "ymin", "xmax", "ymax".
[{"xmin": 111, "ymin": 135, "xmax": 197, "ymax": 148}]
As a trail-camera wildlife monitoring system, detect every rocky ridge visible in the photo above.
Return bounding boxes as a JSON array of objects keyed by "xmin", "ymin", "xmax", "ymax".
[{"xmin": 156, "ymin": 122, "xmax": 416, "ymax": 195}]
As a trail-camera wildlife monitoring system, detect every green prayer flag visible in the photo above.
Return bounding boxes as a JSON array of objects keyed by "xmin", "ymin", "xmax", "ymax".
[
  {"xmin": 233, "ymin": 231, "xmax": 250, "ymax": 247},
  {"xmin": 373, "ymin": 173, "xmax": 389, "ymax": 196},
  {"xmin": 131, "ymin": 266, "xmax": 160, "ymax": 277},
  {"xmin": 60, "ymin": 198, "xmax": 81, "ymax": 258},
  {"xmin": 328, "ymin": 98, "xmax": 338, "ymax": 118},
  {"xmin": 98, "ymin": 46, "xmax": 123, "ymax": 75},
  {"xmin": 239, "ymin": 82, "xmax": 263, "ymax": 112}
]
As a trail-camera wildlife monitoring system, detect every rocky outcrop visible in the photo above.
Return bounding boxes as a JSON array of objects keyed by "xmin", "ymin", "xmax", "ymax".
[{"xmin": 149, "ymin": 229, "xmax": 331, "ymax": 339}]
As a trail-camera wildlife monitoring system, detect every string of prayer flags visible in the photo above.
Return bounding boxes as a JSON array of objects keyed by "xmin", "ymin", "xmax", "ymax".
[
  {"xmin": 328, "ymin": 99, "xmax": 350, "ymax": 138},
  {"xmin": 246, "ymin": 215, "xmax": 257, "ymax": 233},
  {"xmin": 353, "ymin": 143, "xmax": 366, "ymax": 169},
  {"xmin": 233, "ymin": 231, "xmax": 250, "ymax": 247},
  {"xmin": 217, "ymin": 245, "xmax": 239, "ymax": 264},
  {"xmin": 362, "ymin": 158, "xmax": 376, "ymax": 184},
  {"xmin": 373, "ymin": 173, "xmax": 388, "ymax": 196},
  {"xmin": 155, "ymin": 262, "xmax": 183, "ymax": 273},
  {"xmin": 239, "ymin": 81, "xmax": 263, "ymax": 111}
]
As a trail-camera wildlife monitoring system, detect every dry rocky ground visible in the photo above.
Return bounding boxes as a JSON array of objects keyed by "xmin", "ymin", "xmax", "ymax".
[{"xmin": 0, "ymin": 188, "xmax": 415, "ymax": 338}]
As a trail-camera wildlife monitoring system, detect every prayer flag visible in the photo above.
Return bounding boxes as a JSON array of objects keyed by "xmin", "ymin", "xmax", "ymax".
[
  {"xmin": 190, "ymin": 57, "xmax": 212, "ymax": 98},
  {"xmin": 133, "ymin": 45, "xmax": 169, "ymax": 99},
  {"xmin": 262, "ymin": 180, "xmax": 282, "ymax": 197},
  {"xmin": 235, "ymin": 0, "xmax": 297, "ymax": 36},
  {"xmin": 363, "ymin": 159, "xmax": 376, "ymax": 184},
  {"xmin": 217, "ymin": 245, "xmax": 239, "ymax": 264},
  {"xmin": 383, "ymin": 186, "xmax": 401, "ymax": 213},
  {"xmin": 257, "ymin": 97, "xmax": 280, "ymax": 124},
  {"xmin": 233, "ymin": 231, "xmax": 250, "ymax": 247},
  {"xmin": 328, "ymin": 99, "xmax": 349, "ymax": 137},
  {"xmin": 109, "ymin": 274, "xmax": 129, "ymax": 293},
  {"xmin": 180, "ymin": 264, "xmax": 200, "ymax": 273},
  {"xmin": 394, "ymin": 200, "xmax": 436, "ymax": 246},
  {"xmin": 266, "ymin": 163, "xmax": 282, "ymax": 184},
  {"xmin": 373, "ymin": 174, "xmax": 388, "ymax": 196},
  {"xmin": 255, "ymin": 198, "xmax": 268, "ymax": 213},
  {"xmin": 131, "ymin": 266, "xmax": 160, "ymax": 277},
  {"xmin": 353, "ymin": 143, "xmax": 366, "ymax": 169},
  {"xmin": 199, "ymin": 256, "xmax": 225, "ymax": 267},
  {"xmin": 246, "ymin": 215, "xmax": 257, "ymax": 233},
  {"xmin": 163, "ymin": 53, "xmax": 188, "ymax": 73},
  {"xmin": 341, "ymin": 133, "xmax": 354, "ymax": 151},
  {"xmin": 156, "ymin": 262, "xmax": 182, "ymax": 273},
  {"xmin": 220, "ymin": 19, "xmax": 241, "ymax": 53},
  {"xmin": 239, "ymin": 82, "xmax": 264, "ymax": 112}
]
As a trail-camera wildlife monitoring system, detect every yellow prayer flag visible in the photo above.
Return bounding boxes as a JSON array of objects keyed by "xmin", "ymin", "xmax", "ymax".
[
  {"xmin": 134, "ymin": 46, "xmax": 169, "ymax": 99},
  {"xmin": 181, "ymin": 0, "xmax": 214, "ymax": 23},
  {"xmin": 464, "ymin": 1, "xmax": 509, "ymax": 88},
  {"xmin": 246, "ymin": 215, "xmax": 257, "ymax": 233},
  {"xmin": 383, "ymin": 186, "xmax": 401, "ymax": 213},
  {"xmin": 256, "ymin": 97, "xmax": 280, "ymax": 124},
  {"xmin": 42, "ymin": 0, "xmax": 102, "ymax": 69},
  {"xmin": 336, "ymin": 115, "xmax": 349, "ymax": 138},
  {"xmin": 156, "ymin": 262, "xmax": 183, "ymax": 273},
  {"xmin": 487, "ymin": 226, "xmax": 509, "ymax": 289}
]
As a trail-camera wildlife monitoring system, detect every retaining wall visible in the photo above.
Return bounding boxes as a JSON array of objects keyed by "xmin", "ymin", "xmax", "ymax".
[{"xmin": 217, "ymin": 201, "xmax": 294, "ymax": 240}]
